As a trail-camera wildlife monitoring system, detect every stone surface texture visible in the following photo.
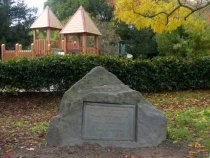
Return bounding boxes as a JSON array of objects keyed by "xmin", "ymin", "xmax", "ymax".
[{"xmin": 46, "ymin": 66, "xmax": 167, "ymax": 148}]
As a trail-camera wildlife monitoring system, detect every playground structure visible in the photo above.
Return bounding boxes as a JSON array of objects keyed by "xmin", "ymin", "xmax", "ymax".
[{"xmin": 1, "ymin": 6, "xmax": 101, "ymax": 61}]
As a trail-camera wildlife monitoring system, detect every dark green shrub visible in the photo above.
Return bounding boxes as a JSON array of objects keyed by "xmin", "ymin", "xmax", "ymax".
[{"xmin": 0, "ymin": 55, "xmax": 209, "ymax": 92}]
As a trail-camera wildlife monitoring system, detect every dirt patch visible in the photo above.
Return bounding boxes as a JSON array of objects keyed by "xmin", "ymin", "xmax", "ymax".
[{"xmin": 0, "ymin": 142, "xmax": 188, "ymax": 158}]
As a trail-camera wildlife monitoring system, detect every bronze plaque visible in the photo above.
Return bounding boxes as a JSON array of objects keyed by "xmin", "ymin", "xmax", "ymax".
[{"xmin": 82, "ymin": 102, "xmax": 136, "ymax": 141}]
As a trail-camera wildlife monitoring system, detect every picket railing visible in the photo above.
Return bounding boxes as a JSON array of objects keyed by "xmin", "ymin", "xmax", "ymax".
[
  {"xmin": 1, "ymin": 39, "xmax": 53, "ymax": 61},
  {"xmin": 1, "ymin": 39, "xmax": 99, "ymax": 61}
]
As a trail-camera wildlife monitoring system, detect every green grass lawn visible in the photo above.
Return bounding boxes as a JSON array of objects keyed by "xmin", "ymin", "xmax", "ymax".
[
  {"xmin": 0, "ymin": 90, "xmax": 209, "ymax": 157},
  {"xmin": 145, "ymin": 90, "xmax": 210, "ymax": 157}
]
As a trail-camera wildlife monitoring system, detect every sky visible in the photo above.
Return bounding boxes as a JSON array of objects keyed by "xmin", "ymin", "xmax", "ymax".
[{"xmin": 24, "ymin": 0, "xmax": 47, "ymax": 15}]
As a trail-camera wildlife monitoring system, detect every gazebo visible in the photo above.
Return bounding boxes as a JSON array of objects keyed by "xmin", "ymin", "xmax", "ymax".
[
  {"xmin": 30, "ymin": 6, "xmax": 63, "ymax": 49},
  {"xmin": 60, "ymin": 6, "xmax": 102, "ymax": 55}
]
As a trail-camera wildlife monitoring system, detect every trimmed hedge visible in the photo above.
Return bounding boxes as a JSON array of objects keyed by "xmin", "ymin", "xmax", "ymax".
[{"xmin": 0, "ymin": 55, "xmax": 209, "ymax": 92}]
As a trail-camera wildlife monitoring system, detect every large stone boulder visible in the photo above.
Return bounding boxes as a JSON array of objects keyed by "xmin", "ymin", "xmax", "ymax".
[{"xmin": 46, "ymin": 66, "xmax": 167, "ymax": 148}]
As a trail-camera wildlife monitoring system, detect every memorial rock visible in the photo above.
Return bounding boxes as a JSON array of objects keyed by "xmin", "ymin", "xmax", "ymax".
[{"xmin": 46, "ymin": 66, "xmax": 167, "ymax": 148}]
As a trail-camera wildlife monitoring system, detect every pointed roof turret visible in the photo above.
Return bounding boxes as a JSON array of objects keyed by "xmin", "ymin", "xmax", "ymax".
[
  {"xmin": 60, "ymin": 6, "xmax": 102, "ymax": 35},
  {"xmin": 31, "ymin": 6, "xmax": 63, "ymax": 30}
]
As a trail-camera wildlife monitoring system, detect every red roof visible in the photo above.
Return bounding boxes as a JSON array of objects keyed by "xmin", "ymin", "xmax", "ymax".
[
  {"xmin": 60, "ymin": 6, "xmax": 102, "ymax": 35},
  {"xmin": 31, "ymin": 6, "xmax": 63, "ymax": 30}
]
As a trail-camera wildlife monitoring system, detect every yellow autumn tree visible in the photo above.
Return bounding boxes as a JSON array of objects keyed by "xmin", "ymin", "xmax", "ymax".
[{"xmin": 115, "ymin": 0, "xmax": 209, "ymax": 33}]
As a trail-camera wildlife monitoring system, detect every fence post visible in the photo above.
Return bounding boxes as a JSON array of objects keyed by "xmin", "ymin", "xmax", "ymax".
[
  {"xmin": 61, "ymin": 40, "xmax": 64, "ymax": 50},
  {"xmin": 19, "ymin": 44, "xmax": 22, "ymax": 58},
  {"xmin": 15, "ymin": 43, "xmax": 19, "ymax": 58},
  {"xmin": 48, "ymin": 43, "xmax": 51, "ymax": 55},
  {"xmin": 37, "ymin": 39, "xmax": 40, "ymax": 56},
  {"xmin": 34, "ymin": 40, "xmax": 37, "ymax": 56},
  {"xmin": 44, "ymin": 39, "xmax": 46, "ymax": 55},
  {"xmin": 31, "ymin": 43, "xmax": 34, "ymax": 58},
  {"xmin": 19, "ymin": 44, "xmax": 22, "ymax": 50},
  {"xmin": 1, "ymin": 44, "xmax": 5, "ymax": 61}
]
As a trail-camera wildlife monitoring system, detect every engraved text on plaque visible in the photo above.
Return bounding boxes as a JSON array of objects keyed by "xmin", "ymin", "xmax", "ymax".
[{"xmin": 82, "ymin": 102, "xmax": 136, "ymax": 141}]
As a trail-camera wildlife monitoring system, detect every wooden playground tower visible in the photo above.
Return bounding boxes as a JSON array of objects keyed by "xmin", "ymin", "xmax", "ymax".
[{"xmin": 1, "ymin": 6, "xmax": 102, "ymax": 61}]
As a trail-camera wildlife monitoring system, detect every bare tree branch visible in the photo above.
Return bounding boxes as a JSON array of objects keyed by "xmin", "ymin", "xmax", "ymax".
[
  {"xmin": 132, "ymin": 3, "xmax": 168, "ymax": 18},
  {"xmin": 132, "ymin": 2, "xmax": 169, "ymax": 24},
  {"xmin": 184, "ymin": 1, "xmax": 210, "ymax": 19}
]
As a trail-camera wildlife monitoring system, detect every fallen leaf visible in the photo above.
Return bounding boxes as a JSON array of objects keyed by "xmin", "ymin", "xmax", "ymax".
[
  {"xmin": 26, "ymin": 148, "xmax": 35, "ymax": 151},
  {"xmin": 66, "ymin": 147, "xmax": 78, "ymax": 154}
]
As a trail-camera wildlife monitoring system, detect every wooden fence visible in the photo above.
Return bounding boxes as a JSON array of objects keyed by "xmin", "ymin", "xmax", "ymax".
[
  {"xmin": 1, "ymin": 44, "xmax": 32, "ymax": 61},
  {"xmin": 66, "ymin": 41, "xmax": 99, "ymax": 55},
  {"xmin": 1, "ymin": 39, "xmax": 53, "ymax": 61},
  {"xmin": 33, "ymin": 39, "xmax": 51, "ymax": 57},
  {"xmin": 1, "ymin": 39, "xmax": 99, "ymax": 61}
]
